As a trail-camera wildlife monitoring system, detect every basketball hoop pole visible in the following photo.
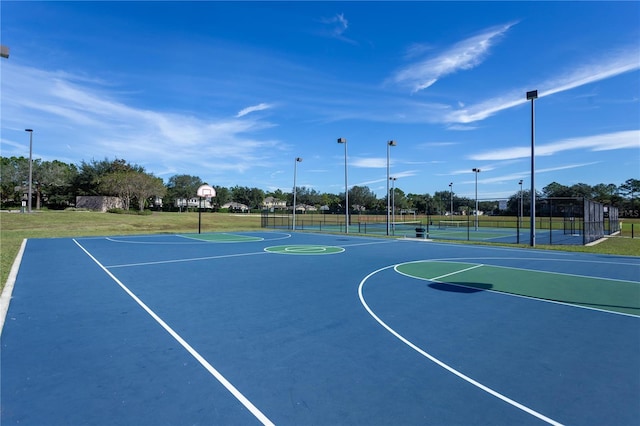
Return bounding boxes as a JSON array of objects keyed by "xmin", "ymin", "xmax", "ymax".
[
  {"xmin": 198, "ymin": 196, "xmax": 202, "ymax": 234},
  {"xmin": 196, "ymin": 184, "xmax": 216, "ymax": 235}
]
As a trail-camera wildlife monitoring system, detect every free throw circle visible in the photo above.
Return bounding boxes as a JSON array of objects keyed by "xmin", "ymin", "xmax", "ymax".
[{"xmin": 264, "ymin": 245, "xmax": 344, "ymax": 255}]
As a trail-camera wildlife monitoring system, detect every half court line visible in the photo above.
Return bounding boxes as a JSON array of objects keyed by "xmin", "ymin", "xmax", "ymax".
[{"xmin": 72, "ymin": 239, "xmax": 275, "ymax": 426}]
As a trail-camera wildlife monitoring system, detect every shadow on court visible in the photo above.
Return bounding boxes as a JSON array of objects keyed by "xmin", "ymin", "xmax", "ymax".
[
  {"xmin": 429, "ymin": 280, "xmax": 639, "ymax": 315},
  {"xmin": 428, "ymin": 281, "xmax": 493, "ymax": 293}
]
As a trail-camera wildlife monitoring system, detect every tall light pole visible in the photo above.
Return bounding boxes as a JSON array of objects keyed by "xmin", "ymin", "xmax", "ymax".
[
  {"xmin": 389, "ymin": 177, "xmax": 397, "ymax": 234},
  {"xmin": 472, "ymin": 168, "xmax": 481, "ymax": 230},
  {"xmin": 527, "ymin": 90, "xmax": 538, "ymax": 247},
  {"xmin": 25, "ymin": 129, "xmax": 33, "ymax": 213},
  {"xmin": 519, "ymin": 179, "xmax": 523, "ymax": 228},
  {"xmin": 292, "ymin": 157, "xmax": 302, "ymax": 231},
  {"xmin": 386, "ymin": 140, "xmax": 396, "ymax": 235},
  {"xmin": 449, "ymin": 182, "xmax": 453, "ymax": 217},
  {"xmin": 337, "ymin": 137, "xmax": 348, "ymax": 233}
]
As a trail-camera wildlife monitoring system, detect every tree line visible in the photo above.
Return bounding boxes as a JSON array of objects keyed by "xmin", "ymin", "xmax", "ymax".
[{"xmin": 1, "ymin": 156, "xmax": 638, "ymax": 217}]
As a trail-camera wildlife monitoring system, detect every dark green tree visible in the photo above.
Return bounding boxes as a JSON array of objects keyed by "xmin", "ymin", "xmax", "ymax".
[
  {"xmin": 569, "ymin": 183, "xmax": 594, "ymax": 199},
  {"xmin": 130, "ymin": 173, "xmax": 166, "ymax": 211},
  {"xmin": 542, "ymin": 182, "xmax": 571, "ymax": 198},
  {"xmin": 74, "ymin": 158, "xmax": 143, "ymax": 196},
  {"xmin": 36, "ymin": 160, "xmax": 78, "ymax": 208},
  {"xmin": 348, "ymin": 185, "xmax": 377, "ymax": 211},
  {"xmin": 620, "ymin": 178, "xmax": 640, "ymax": 217},
  {"xmin": 0, "ymin": 156, "xmax": 29, "ymax": 207},
  {"xmin": 213, "ymin": 185, "xmax": 231, "ymax": 210},
  {"xmin": 166, "ymin": 174, "xmax": 203, "ymax": 211}
]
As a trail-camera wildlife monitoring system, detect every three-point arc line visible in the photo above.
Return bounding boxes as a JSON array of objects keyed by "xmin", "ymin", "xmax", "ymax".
[{"xmin": 358, "ymin": 263, "xmax": 564, "ymax": 426}]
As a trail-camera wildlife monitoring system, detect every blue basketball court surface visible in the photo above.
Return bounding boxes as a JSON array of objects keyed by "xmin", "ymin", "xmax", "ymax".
[{"xmin": 1, "ymin": 231, "xmax": 639, "ymax": 425}]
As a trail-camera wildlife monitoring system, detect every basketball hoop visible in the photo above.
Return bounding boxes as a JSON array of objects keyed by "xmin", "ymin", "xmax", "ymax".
[{"xmin": 197, "ymin": 184, "xmax": 216, "ymax": 198}]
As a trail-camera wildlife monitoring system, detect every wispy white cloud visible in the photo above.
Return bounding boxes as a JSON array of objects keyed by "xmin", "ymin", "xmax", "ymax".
[
  {"xmin": 353, "ymin": 169, "xmax": 418, "ymax": 188},
  {"xmin": 445, "ymin": 47, "xmax": 640, "ymax": 124},
  {"xmin": 447, "ymin": 124, "xmax": 479, "ymax": 131},
  {"xmin": 470, "ymin": 130, "xmax": 640, "ymax": 161},
  {"xmin": 349, "ymin": 157, "xmax": 417, "ymax": 170},
  {"xmin": 350, "ymin": 157, "xmax": 387, "ymax": 168},
  {"xmin": 236, "ymin": 103, "xmax": 273, "ymax": 118},
  {"xmin": 392, "ymin": 170, "xmax": 419, "ymax": 179},
  {"xmin": 450, "ymin": 165, "xmax": 497, "ymax": 176},
  {"xmin": 319, "ymin": 13, "xmax": 355, "ymax": 44},
  {"xmin": 418, "ymin": 141, "xmax": 459, "ymax": 148},
  {"xmin": 469, "ymin": 163, "xmax": 599, "ymax": 186},
  {"xmin": 390, "ymin": 22, "xmax": 517, "ymax": 93},
  {"xmin": 445, "ymin": 94, "xmax": 524, "ymax": 124},
  {"xmin": 0, "ymin": 64, "xmax": 283, "ymax": 177}
]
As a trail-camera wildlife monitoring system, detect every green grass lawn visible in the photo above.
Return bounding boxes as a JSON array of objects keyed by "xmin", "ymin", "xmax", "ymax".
[{"xmin": 1, "ymin": 210, "xmax": 638, "ymax": 291}]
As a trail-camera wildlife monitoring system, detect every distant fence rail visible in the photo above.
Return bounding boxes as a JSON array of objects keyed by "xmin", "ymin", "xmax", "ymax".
[{"xmin": 262, "ymin": 198, "xmax": 628, "ymax": 245}]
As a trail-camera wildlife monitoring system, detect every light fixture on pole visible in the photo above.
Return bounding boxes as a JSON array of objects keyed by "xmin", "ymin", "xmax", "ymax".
[
  {"xmin": 472, "ymin": 168, "xmax": 481, "ymax": 230},
  {"xmin": 390, "ymin": 177, "xmax": 397, "ymax": 235},
  {"xmin": 386, "ymin": 140, "xmax": 396, "ymax": 236},
  {"xmin": 449, "ymin": 182, "xmax": 453, "ymax": 216},
  {"xmin": 337, "ymin": 137, "xmax": 348, "ymax": 234},
  {"xmin": 526, "ymin": 90, "xmax": 538, "ymax": 247},
  {"xmin": 25, "ymin": 129, "xmax": 33, "ymax": 213},
  {"xmin": 292, "ymin": 157, "xmax": 302, "ymax": 231},
  {"xmin": 519, "ymin": 179, "xmax": 523, "ymax": 228}
]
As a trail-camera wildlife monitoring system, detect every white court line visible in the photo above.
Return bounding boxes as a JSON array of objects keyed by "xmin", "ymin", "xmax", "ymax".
[
  {"xmin": 358, "ymin": 264, "xmax": 564, "ymax": 426},
  {"xmin": 97, "ymin": 232, "xmax": 292, "ymax": 245},
  {"xmin": 178, "ymin": 233, "xmax": 264, "ymax": 243},
  {"xmin": 106, "ymin": 236, "xmax": 210, "ymax": 245},
  {"xmin": 339, "ymin": 239, "xmax": 399, "ymax": 248},
  {"xmin": 396, "ymin": 255, "xmax": 640, "ymax": 278},
  {"xmin": 73, "ymin": 239, "xmax": 275, "ymax": 426},
  {"xmin": 106, "ymin": 251, "xmax": 268, "ymax": 268},
  {"xmin": 0, "ymin": 239, "xmax": 27, "ymax": 337},
  {"xmin": 106, "ymin": 238, "xmax": 393, "ymax": 268},
  {"xmin": 394, "ymin": 259, "xmax": 640, "ymax": 318},
  {"xmin": 430, "ymin": 264, "xmax": 484, "ymax": 281}
]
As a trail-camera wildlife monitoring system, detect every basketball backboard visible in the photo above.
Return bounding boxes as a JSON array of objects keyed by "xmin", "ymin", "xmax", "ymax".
[{"xmin": 196, "ymin": 184, "xmax": 216, "ymax": 198}]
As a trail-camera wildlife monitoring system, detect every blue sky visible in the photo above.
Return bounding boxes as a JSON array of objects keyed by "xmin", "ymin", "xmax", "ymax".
[{"xmin": 1, "ymin": 1, "xmax": 639, "ymax": 200}]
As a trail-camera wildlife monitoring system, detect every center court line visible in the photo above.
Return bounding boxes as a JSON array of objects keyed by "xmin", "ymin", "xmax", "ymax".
[
  {"xmin": 106, "ymin": 239, "xmax": 397, "ymax": 268},
  {"xmin": 73, "ymin": 239, "xmax": 275, "ymax": 426},
  {"xmin": 358, "ymin": 264, "xmax": 564, "ymax": 426}
]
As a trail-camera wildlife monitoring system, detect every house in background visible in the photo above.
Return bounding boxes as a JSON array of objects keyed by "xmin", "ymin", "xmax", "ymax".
[
  {"xmin": 292, "ymin": 203, "xmax": 317, "ymax": 213},
  {"xmin": 222, "ymin": 201, "xmax": 250, "ymax": 212},
  {"xmin": 174, "ymin": 197, "xmax": 214, "ymax": 209},
  {"xmin": 263, "ymin": 196, "xmax": 287, "ymax": 211}
]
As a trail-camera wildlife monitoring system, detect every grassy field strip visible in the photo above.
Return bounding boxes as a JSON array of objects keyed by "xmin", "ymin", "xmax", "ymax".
[
  {"xmin": 396, "ymin": 261, "xmax": 640, "ymax": 316},
  {"xmin": 2, "ymin": 211, "xmax": 639, "ymax": 292}
]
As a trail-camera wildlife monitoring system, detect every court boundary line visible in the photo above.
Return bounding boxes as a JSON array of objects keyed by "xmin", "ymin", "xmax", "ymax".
[
  {"xmin": 178, "ymin": 233, "xmax": 265, "ymax": 243},
  {"xmin": 358, "ymin": 264, "xmax": 564, "ymax": 426},
  {"xmin": 72, "ymin": 239, "xmax": 275, "ymax": 426},
  {"xmin": 0, "ymin": 238, "xmax": 27, "ymax": 337},
  {"xmin": 100, "ymin": 232, "xmax": 292, "ymax": 245}
]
